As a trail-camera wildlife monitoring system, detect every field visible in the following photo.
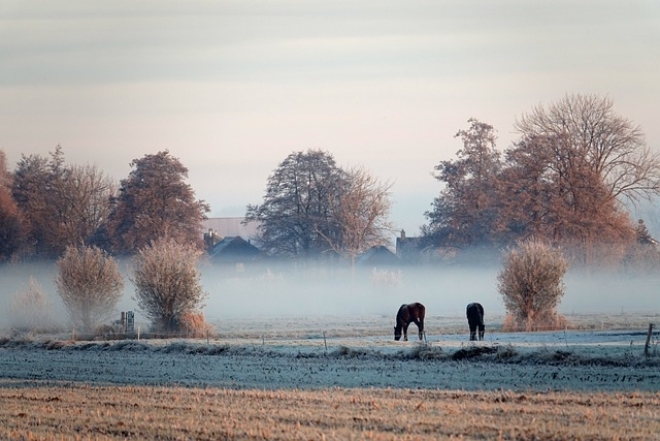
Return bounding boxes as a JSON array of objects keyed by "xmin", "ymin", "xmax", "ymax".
[
  {"xmin": 1, "ymin": 385, "xmax": 659, "ymax": 440},
  {"xmin": 1, "ymin": 313, "xmax": 660, "ymax": 440}
]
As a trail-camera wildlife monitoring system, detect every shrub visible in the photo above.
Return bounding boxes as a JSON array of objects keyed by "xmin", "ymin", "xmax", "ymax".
[
  {"xmin": 94, "ymin": 323, "xmax": 125, "ymax": 340},
  {"xmin": 497, "ymin": 238, "xmax": 569, "ymax": 331},
  {"xmin": 56, "ymin": 246, "xmax": 124, "ymax": 333},
  {"xmin": 9, "ymin": 277, "xmax": 58, "ymax": 334},
  {"xmin": 502, "ymin": 311, "xmax": 567, "ymax": 332},
  {"xmin": 370, "ymin": 268, "xmax": 402, "ymax": 287},
  {"xmin": 132, "ymin": 238, "xmax": 208, "ymax": 334},
  {"xmin": 177, "ymin": 312, "xmax": 215, "ymax": 338}
]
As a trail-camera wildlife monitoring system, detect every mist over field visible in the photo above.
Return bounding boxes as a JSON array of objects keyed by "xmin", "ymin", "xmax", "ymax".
[
  {"xmin": 199, "ymin": 262, "xmax": 660, "ymax": 320},
  {"xmin": 0, "ymin": 258, "xmax": 658, "ymax": 332}
]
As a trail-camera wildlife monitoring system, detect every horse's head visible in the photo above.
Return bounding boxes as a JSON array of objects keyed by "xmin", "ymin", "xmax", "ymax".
[{"xmin": 394, "ymin": 326, "xmax": 401, "ymax": 341}]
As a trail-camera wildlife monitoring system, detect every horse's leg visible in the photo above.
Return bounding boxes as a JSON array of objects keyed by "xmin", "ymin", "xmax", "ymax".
[
  {"xmin": 478, "ymin": 324, "xmax": 485, "ymax": 340},
  {"xmin": 403, "ymin": 323, "xmax": 409, "ymax": 341},
  {"xmin": 469, "ymin": 323, "xmax": 476, "ymax": 341},
  {"xmin": 415, "ymin": 319, "xmax": 424, "ymax": 340}
]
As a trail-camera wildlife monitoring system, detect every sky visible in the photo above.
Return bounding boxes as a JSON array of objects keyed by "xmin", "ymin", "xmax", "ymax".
[{"xmin": 1, "ymin": 1, "xmax": 659, "ymax": 240}]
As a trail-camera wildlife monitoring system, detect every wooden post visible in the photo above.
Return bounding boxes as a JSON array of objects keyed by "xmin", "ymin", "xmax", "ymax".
[
  {"xmin": 644, "ymin": 323, "xmax": 654, "ymax": 357},
  {"xmin": 323, "ymin": 331, "xmax": 328, "ymax": 354}
]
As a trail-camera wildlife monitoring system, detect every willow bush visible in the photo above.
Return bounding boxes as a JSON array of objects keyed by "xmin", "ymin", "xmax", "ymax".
[
  {"xmin": 56, "ymin": 245, "xmax": 124, "ymax": 333},
  {"xmin": 131, "ymin": 238, "xmax": 208, "ymax": 334},
  {"xmin": 497, "ymin": 238, "xmax": 569, "ymax": 331}
]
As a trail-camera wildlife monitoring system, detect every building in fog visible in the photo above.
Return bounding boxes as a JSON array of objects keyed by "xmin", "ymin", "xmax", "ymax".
[
  {"xmin": 395, "ymin": 229, "xmax": 424, "ymax": 264},
  {"xmin": 202, "ymin": 217, "xmax": 259, "ymax": 249},
  {"xmin": 356, "ymin": 245, "xmax": 399, "ymax": 267},
  {"xmin": 208, "ymin": 236, "xmax": 261, "ymax": 263},
  {"xmin": 395, "ymin": 229, "xmax": 459, "ymax": 264}
]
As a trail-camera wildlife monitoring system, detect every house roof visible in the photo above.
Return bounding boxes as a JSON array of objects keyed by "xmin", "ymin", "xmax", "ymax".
[
  {"xmin": 202, "ymin": 217, "xmax": 259, "ymax": 240},
  {"xmin": 208, "ymin": 236, "xmax": 260, "ymax": 261},
  {"xmin": 357, "ymin": 245, "xmax": 399, "ymax": 266}
]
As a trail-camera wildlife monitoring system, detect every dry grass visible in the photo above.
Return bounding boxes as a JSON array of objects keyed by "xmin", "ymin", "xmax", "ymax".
[
  {"xmin": 0, "ymin": 383, "xmax": 658, "ymax": 440},
  {"xmin": 178, "ymin": 312, "xmax": 215, "ymax": 338}
]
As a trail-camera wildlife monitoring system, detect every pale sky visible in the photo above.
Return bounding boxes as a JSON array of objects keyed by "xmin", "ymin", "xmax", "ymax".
[{"xmin": 1, "ymin": 1, "xmax": 659, "ymax": 238}]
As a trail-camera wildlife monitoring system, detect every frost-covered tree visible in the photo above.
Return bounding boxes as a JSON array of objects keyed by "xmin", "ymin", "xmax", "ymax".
[
  {"xmin": 497, "ymin": 238, "xmax": 568, "ymax": 331},
  {"xmin": 56, "ymin": 245, "xmax": 124, "ymax": 333},
  {"xmin": 131, "ymin": 238, "xmax": 207, "ymax": 334}
]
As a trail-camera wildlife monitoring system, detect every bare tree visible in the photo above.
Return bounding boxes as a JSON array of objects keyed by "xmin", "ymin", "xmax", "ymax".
[
  {"xmin": 0, "ymin": 150, "xmax": 25, "ymax": 260},
  {"xmin": 107, "ymin": 151, "xmax": 209, "ymax": 254},
  {"xmin": 499, "ymin": 135, "xmax": 635, "ymax": 260},
  {"xmin": 424, "ymin": 119, "xmax": 502, "ymax": 247},
  {"xmin": 493, "ymin": 136, "xmax": 556, "ymax": 244},
  {"xmin": 12, "ymin": 152, "xmax": 53, "ymax": 256},
  {"xmin": 509, "ymin": 94, "xmax": 648, "ymax": 264},
  {"xmin": 497, "ymin": 238, "xmax": 568, "ymax": 331},
  {"xmin": 515, "ymin": 94, "xmax": 660, "ymax": 204},
  {"xmin": 131, "ymin": 238, "xmax": 207, "ymax": 334},
  {"xmin": 56, "ymin": 245, "xmax": 125, "ymax": 333},
  {"xmin": 12, "ymin": 146, "xmax": 115, "ymax": 257},
  {"xmin": 0, "ymin": 188, "xmax": 25, "ymax": 261},
  {"xmin": 245, "ymin": 150, "xmax": 347, "ymax": 258},
  {"xmin": 61, "ymin": 164, "xmax": 116, "ymax": 249},
  {"xmin": 424, "ymin": 97, "xmax": 651, "ymax": 267},
  {"xmin": 321, "ymin": 166, "xmax": 394, "ymax": 266}
]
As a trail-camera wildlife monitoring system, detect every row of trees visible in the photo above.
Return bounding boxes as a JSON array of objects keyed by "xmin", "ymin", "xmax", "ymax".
[
  {"xmin": 424, "ymin": 94, "xmax": 660, "ymax": 266},
  {"xmin": 1, "ymin": 93, "xmax": 658, "ymax": 269},
  {"xmin": 0, "ymin": 146, "xmax": 393, "ymax": 265},
  {"xmin": 0, "ymin": 148, "xmax": 208, "ymax": 260}
]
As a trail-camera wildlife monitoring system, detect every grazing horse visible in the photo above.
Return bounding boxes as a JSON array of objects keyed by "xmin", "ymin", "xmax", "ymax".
[
  {"xmin": 394, "ymin": 302, "xmax": 425, "ymax": 341},
  {"xmin": 466, "ymin": 302, "xmax": 485, "ymax": 341}
]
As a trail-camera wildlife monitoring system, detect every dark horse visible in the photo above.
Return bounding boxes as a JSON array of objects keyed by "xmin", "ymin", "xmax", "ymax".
[
  {"xmin": 394, "ymin": 302, "xmax": 425, "ymax": 341},
  {"xmin": 466, "ymin": 302, "xmax": 485, "ymax": 341}
]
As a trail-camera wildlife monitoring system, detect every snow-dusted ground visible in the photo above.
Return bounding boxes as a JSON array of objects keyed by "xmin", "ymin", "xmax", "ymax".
[{"xmin": 1, "ymin": 314, "xmax": 659, "ymax": 393}]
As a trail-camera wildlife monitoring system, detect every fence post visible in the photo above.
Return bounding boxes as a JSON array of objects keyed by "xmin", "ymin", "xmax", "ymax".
[{"xmin": 644, "ymin": 323, "xmax": 654, "ymax": 357}]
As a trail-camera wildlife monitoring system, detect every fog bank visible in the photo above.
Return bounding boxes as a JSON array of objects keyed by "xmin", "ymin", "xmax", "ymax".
[{"xmin": 0, "ymin": 260, "xmax": 658, "ymax": 331}]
